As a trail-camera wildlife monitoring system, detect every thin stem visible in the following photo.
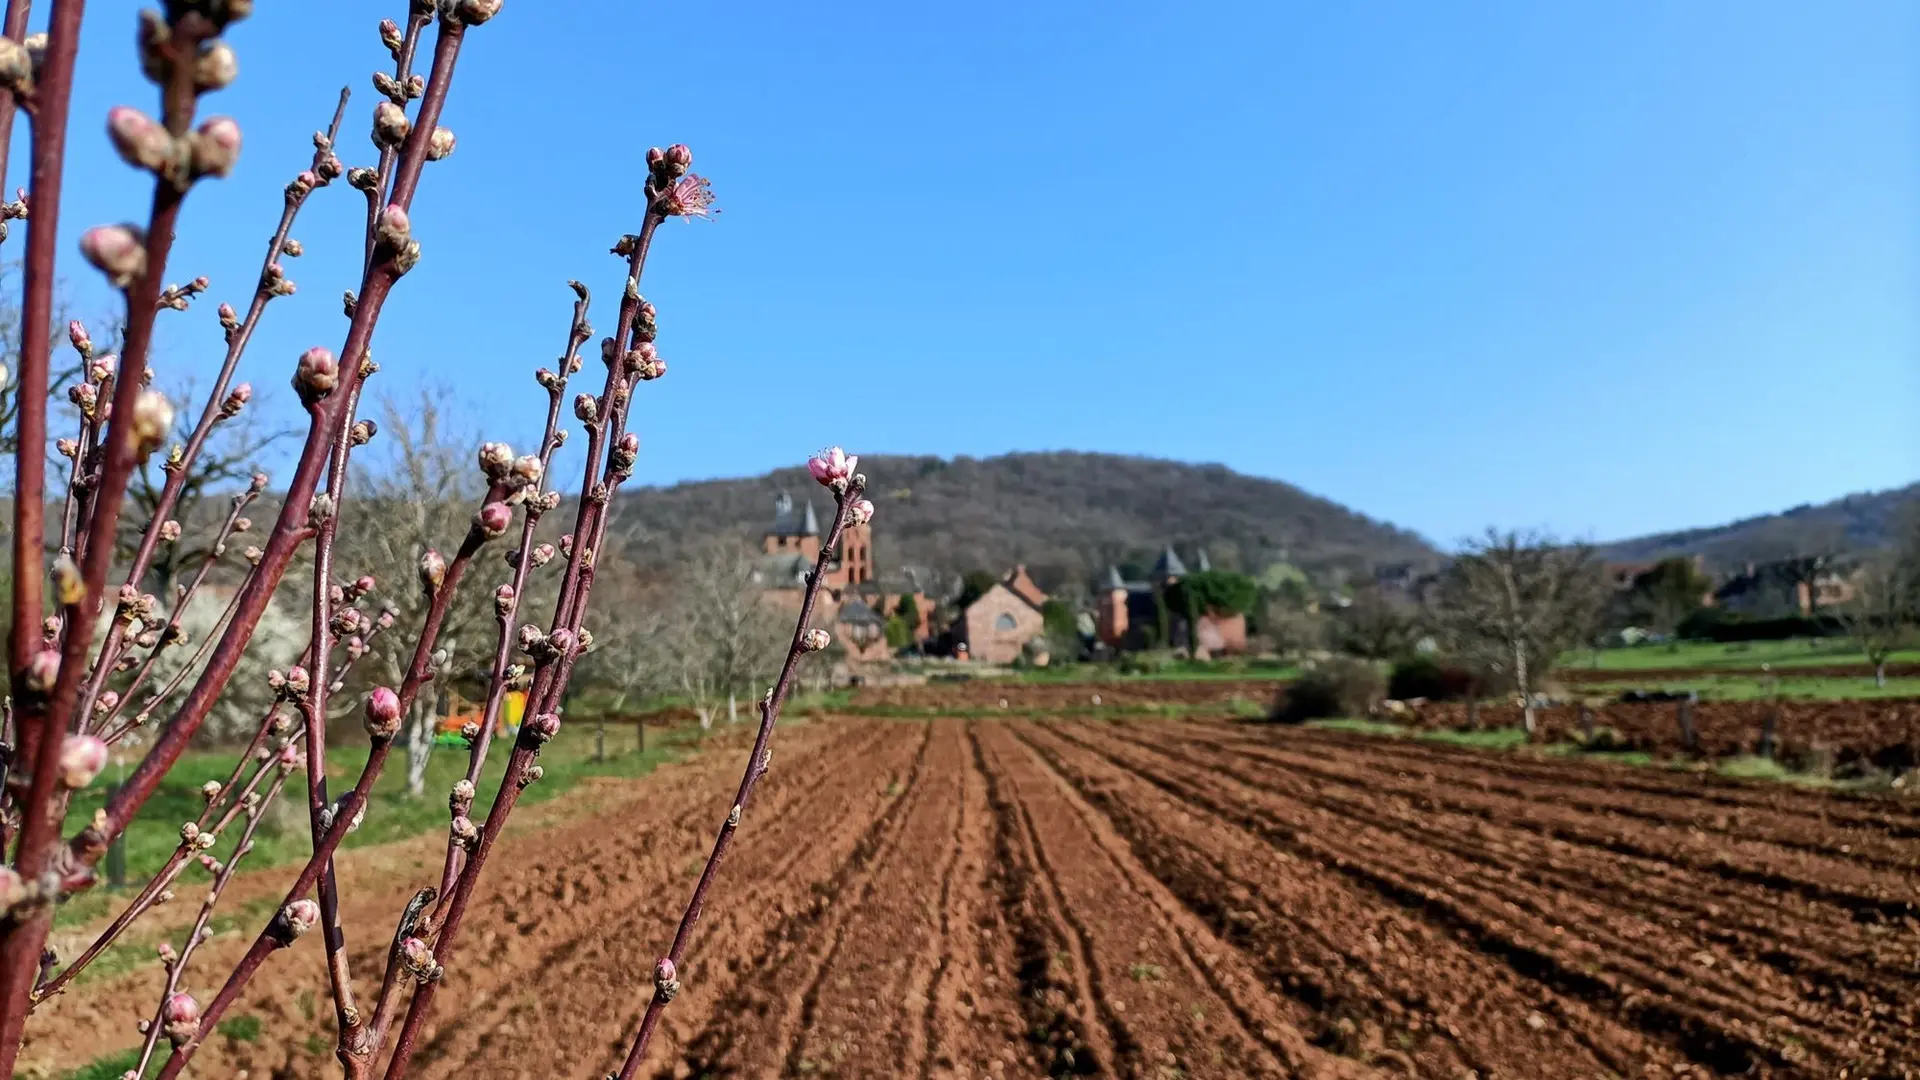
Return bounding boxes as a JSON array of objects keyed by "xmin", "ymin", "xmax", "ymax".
[
  {"xmin": 0, "ymin": 2, "xmax": 94, "ymax": 1067},
  {"xmin": 613, "ymin": 483, "xmax": 860, "ymax": 1078}
]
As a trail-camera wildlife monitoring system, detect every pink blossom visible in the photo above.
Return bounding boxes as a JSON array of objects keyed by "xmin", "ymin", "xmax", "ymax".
[
  {"xmin": 807, "ymin": 446, "xmax": 856, "ymax": 490},
  {"xmin": 58, "ymin": 735, "xmax": 108, "ymax": 789}
]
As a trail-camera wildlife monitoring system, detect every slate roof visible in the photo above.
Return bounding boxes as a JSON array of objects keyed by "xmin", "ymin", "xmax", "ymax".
[{"xmin": 768, "ymin": 492, "xmax": 820, "ymax": 538}]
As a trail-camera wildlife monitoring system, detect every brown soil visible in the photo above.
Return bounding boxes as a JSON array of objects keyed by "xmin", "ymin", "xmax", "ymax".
[
  {"xmin": 850, "ymin": 679, "xmax": 1284, "ymax": 711},
  {"xmin": 29, "ymin": 714, "xmax": 1920, "ymax": 1079},
  {"xmin": 1401, "ymin": 697, "xmax": 1920, "ymax": 769}
]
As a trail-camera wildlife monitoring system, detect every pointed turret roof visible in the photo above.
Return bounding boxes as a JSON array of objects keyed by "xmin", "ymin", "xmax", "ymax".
[
  {"xmin": 769, "ymin": 491, "xmax": 821, "ymax": 538},
  {"xmin": 1103, "ymin": 565, "xmax": 1126, "ymax": 590},
  {"xmin": 1151, "ymin": 545, "xmax": 1188, "ymax": 581},
  {"xmin": 1196, "ymin": 549, "xmax": 1212, "ymax": 572}
]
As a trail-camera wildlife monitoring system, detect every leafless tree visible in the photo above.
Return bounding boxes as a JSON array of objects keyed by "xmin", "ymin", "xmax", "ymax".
[
  {"xmin": 655, "ymin": 543, "xmax": 789, "ymax": 730},
  {"xmin": 331, "ymin": 388, "xmax": 517, "ymax": 795},
  {"xmin": 1429, "ymin": 529, "xmax": 1607, "ymax": 734},
  {"xmin": 1333, "ymin": 583, "xmax": 1418, "ymax": 660},
  {"xmin": 1840, "ymin": 551, "xmax": 1918, "ymax": 688},
  {"xmin": 576, "ymin": 559, "xmax": 673, "ymax": 756}
]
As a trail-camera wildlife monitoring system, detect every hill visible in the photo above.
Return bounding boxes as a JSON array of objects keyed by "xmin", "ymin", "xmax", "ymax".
[
  {"xmin": 1599, "ymin": 482, "xmax": 1920, "ymax": 572},
  {"xmin": 610, "ymin": 452, "xmax": 1437, "ymax": 593}
]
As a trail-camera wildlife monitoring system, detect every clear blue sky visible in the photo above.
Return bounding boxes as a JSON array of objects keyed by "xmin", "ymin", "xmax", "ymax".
[{"xmin": 27, "ymin": 0, "xmax": 1920, "ymax": 549}]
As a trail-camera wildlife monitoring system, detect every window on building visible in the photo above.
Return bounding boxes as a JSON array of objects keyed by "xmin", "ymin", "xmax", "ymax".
[{"xmin": 994, "ymin": 613, "xmax": 1017, "ymax": 631}]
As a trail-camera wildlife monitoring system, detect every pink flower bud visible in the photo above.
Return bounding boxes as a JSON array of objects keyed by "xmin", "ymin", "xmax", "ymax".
[
  {"xmin": 371, "ymin": 101, "xmax": 411, "ymax": 148},
  {"xmin": 449, "ymin": 815, "xmax": 478, "ymax": 848},
  {"xmin": 449, "ymin": 0, "xmax": 503, "ymax": 25},
  {"xmin": 849, "ymin": 498, "xmax": 875, "ymax": 526},
  {"xmin": 189, "ymin": 116, "xmax": 242, "ymax": 179},
  {"xmin": 807, "ymin": 446, "xmax": 857, "ymax": 490},
  {"xmin": 24, "ymin": 649, "xmax": 59, "ymax": 693},
  {"xmin": 193, "ymin": 40, "xmax": 238, "ymax": 92},
  {"xmin": 79, "ymin": 223, "xmax": 149, "ymax": 287},
  {"xmin": 426, "ymin": 126, "xmax": 456, "ymax": 161},
  {"xmin": 0, "ymin": 867, "xmax": 23, "ymax": 917},
  {"xmin": 55, "ymin": 437, "xmax": 77, "ymax": 458},
  {"xmin": 379, "ymin": 18, "xmax": 403, "ymax": 53},
  {"xmin": 511, "ymin": 455, "xmax": 543, "ymax": 486},
  {"xmin": 376, "ymin": 202, "xmax": 411, "ymax": 249},
  {"xmin": 475, "ymin": 501, "xmax": 512, "ymax": 539},
  {"xmin": 67, "ymin": 320, "xmax": 90, "ymax": 356},
  {"xmin": 654, "ymin": 956, "xmax": 678, "ymax": 987},
  {"xmin": 131, "ymin": 390, "xmax": 174, "ymax": 455},
  {"xmin": 250, "ymin": 471, "xmax": 269, "ymax": 492},
  {"xmin": 645, "ymin": 146, "xmax": 666, "ymax": 172},
  {"xmin": 802, "ymin": 628, "xmax": 831, "ymax": 652},
  {"xmin": 219, "ymin": 381, "xmax": 251, "ymax": 417},
  {"xmin": 477, "ymin": 441, "xmax": 513, "ymax": 480},
  {"xmin": 58, "ymin": 735, "xmax": 108, "ymax": 789},
  {"xmin": 162, "ymin": 991, "xmax": 200, "ymax": 1046},
  {"xmin": 355, "ymin": 574, "xmax": 377, "ymax": 595},
  {"xmin": 365, "ymin": 686, "xmax": 402, "ymax": 739},
  {"xmin": 666, "ymin": 144, "xmax": 693, "ymax": 172},
  {"xmin": 524, "ymin": 713, "xmax": 560, "ymax": 743},
  {"xmin": 107, "ymin": 106, "xmax": 174, "ymax": 173},
  {"xmin": 546, "ymin": 628, "xmax": 575, "ymax": 655},
  {"xmin": 279, "ymin": 898, "xmax": 321, "ymax": 939},
  {"xmin": 400, "ymin": 936, "xmax": 438, "ymax": 980},
  {"xmin": 530, "ymin": 543, "xmax": 556, "ymax": 568},
  {"xmin": 158, "ymin": 519, "xmax": 181, "ymax": 542},
  {"xmin": 278, "ymin": 742, "xmax": 303, "ymax": 770},
  {"xmin": 284, "ymin": 666, "xmax": 311, "ymax": 696},
  {"xmin": 293, "ymin": 346, "xmax": 338, "ymax": 404},
  {"xmin": 573, "ymin": 393, "xmax": 597, "ymax": 424}
]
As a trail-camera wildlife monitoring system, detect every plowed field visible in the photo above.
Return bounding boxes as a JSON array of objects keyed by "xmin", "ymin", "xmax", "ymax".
[{"xmin": 32, "ymin": 716, "xmax": 1920, "ymax": 1079}]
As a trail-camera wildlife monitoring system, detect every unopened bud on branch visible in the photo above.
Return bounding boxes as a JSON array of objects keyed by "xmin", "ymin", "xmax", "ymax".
[
  {"xmin": 277, "ymin": 898, "xmax": 321, "ymax": 941},
  {"xmin": 80, "ymin": 223, "xmax": 149, "ymax": 288},
  {"xmin": 419, "ymin": 549, "xmax": 447, "ymax": 593},
  {"xmin": 24, "ymin": 648, "xmax": 60, "ymax": 693},
  {"xmin": 132, "ymin": 390, "xmax": 174, "ymax": 457},
  {"xmin": 194, "ymin": 40, "xmax": 238, "ymax": 91},
  {"xmin": 427, "ymin": 126, "xmax": 456, "ymax": 160},
  {"xmin": 524, "ymin": 713, "xmax": 560, "ymax": 744},
  {"xmin": 219, "ymin": 382, "xmax": 251, "ymax": 417},
  {"xmin": 68, "ymin": 320, "xmax": 91, "ymax": 357},
  {"xmin": 188, "ymin": 116, "xmax": 242, "ymax": 179},
  {"xmin": 162, "ymin": 992, "xmax": 201, "ymax": 1046},
  {"xmin": 107, "ymin": 106, "xmax": 174, "ymax": 174},
  {"xmin": 475, "ymin": 501, "xmax": 511, "ymax": 538},
  {"xmin": 530, "ymin": 543, "xmax": 556, "ymax": 568},
  {"xmin": 802, "ymin": 628, "xmax": 831, "ymax": 652},
  {"xmin": 293, "ymin": 346, "xmax": 338, "ymax": 404},
  {"xmin": 849, "ymin": 498, "xmax": 874, "ymax": 526},
  {"xmin": 371, "ymin": 101, "xmax": 411, "ymax": 148},
  {"xmin": 365, "ymin": 686, "xmax": 402, "ymax": 739},
  {"xmin": 477, "ymin": 441, "xmax": 514, "ymax": 481},
  {"xmin": 573, "ymin": 393, "xmax": 597, "ymax": 424},
  {"xmin": 59, "ymin": 735, "xmax": 108, "ymax": 789}
]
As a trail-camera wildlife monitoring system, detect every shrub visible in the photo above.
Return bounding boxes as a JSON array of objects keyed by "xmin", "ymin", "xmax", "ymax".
[
  {"xmin": 1386, "ymin": 656, "xmax": 1477, "ymax": 702},
  {"xmin": 1273, "ymin": 657, "xmax": 1383, "ymax": 723}
]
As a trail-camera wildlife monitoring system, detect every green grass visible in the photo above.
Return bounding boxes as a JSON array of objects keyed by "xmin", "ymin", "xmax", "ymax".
[
  {"xmin": 999, "ymin": 657, "xmax": 1299, "ymax": 683},
  {"xmin": 1308, "ymin": 718, "xmax": 1534, "ymax": 751},
  {"xmin": 63, "ymin": 1048, "xmax": 143, "ymax": 1080},
  {"xmin": 1565, "ymin": 638, "xmax": 1920, "ymax": 673},
  {"xmin": 1577, "ymin": 673, "xmax": 1920, "ymax": 702}
]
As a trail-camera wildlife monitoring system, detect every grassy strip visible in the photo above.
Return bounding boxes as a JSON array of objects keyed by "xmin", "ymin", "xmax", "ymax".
[
  {"xmin": 1564, "ymin": 638, "xmax": 1920, "ymax": 673},
  {"xmin": 1304, "ymin": 718, "xmax": 1852, "ymax": 787},
  {"xmin": 1571, "ymin": 674, "xmax": 1920, "ymax": 702}
]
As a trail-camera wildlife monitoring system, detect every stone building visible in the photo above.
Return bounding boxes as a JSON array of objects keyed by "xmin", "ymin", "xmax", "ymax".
[
  {"xmin": 956, "ymin": 582, "xmax": 1045, "ymax": 664},
  {"xmin": 751, "ymin": 492, "xmax": 929, "ymax": 663}
]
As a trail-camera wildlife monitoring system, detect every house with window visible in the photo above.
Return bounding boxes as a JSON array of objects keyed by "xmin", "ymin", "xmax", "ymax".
[{"xmin": 956, "ymin": 582, "xmax": 1045, "ymax": 664}]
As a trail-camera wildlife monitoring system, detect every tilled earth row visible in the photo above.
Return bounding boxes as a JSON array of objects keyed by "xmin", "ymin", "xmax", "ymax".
[{"xmin": 34, "ymin": 715, "xmax": 1920, "ymax": 1078}]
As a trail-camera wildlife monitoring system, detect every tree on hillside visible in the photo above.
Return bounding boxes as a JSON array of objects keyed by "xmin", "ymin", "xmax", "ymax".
[
  {"xmin": 1428, "ymin": 530, "xmax": 1608, "ymax": 734},
  {"xmin": 1627, "ymin": 556, "xmax": 1712, "ymax": 642}
]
